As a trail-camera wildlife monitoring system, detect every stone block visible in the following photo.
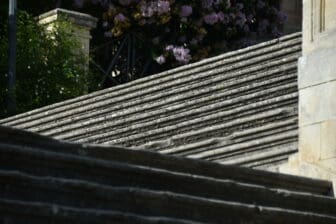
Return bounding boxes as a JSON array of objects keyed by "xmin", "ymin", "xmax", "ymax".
[
  {"xmin": 319, "ymin": 158, "xmax": 336, "ymax": 173},
  {"xmin": 299, "ymin": 123, "xmax": 321, "ymax": 163},
  {"xmin": 321, "ymin": 120, "xmax": 336, "ymax": 160},
  {"xmin": 302, "ymin": 0, "xmax": 336, "ymax": 54},
  {"xmin": 298, "ymin": 48, "xmax": 336, "ymax": 89},
  {"xmin": 299, "ymin": 80, "xmax": 336, "ymax": 126},
  {"xmin": 324, "ymin": 0, "xmax": 336, "ymax": 32}
]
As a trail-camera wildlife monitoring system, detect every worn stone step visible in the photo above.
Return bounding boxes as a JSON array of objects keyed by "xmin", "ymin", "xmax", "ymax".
[
  {"xmin": 0, "ymin": 127, "xmax": 332, "ymax": 196},
  {"xmin": 0, "ymin": 33, "xmax": 301, "ymax": 127},
  {"xmin": 1, "ymin": 169, "xmax": 336, "ymax": 221},
  {"xmin": 44, "ymin": 69, "xmax": 297, "ymax": 140},
  {"xmin": 153, "ymin": 117, "xmax": 298, "ymax": 155},
  {"xmin": 0, "ymin": 33, "xmax": 302, "ymax": 169},
  {"xmin": 0, "ymin": 199, "xmax": 199, "ymax": 224},
  {"xmin": 20, "ymin": 52, "xmax": 299, "ymax": 133},
  {"xmin": 101, "ymin": 102, "xmax": 296, "ymax": 147},
  {"xmin": 55, "ymin": 72, "xmax": 296, "ymax": 143}
]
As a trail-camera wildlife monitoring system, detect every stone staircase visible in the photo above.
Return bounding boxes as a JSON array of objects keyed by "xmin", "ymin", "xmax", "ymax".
[
  {"xmin": 0, "ymin": 32, "xmax": 302, "ymax": 171},
  {"xmin": 0, "ymin": 126, "xmax": 335, "ymax": 223}
]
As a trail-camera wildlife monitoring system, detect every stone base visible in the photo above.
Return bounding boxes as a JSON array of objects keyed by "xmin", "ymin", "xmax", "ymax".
[{"xmin": 280, "ymin": 153, "xmax": 336, "ymax": 195}]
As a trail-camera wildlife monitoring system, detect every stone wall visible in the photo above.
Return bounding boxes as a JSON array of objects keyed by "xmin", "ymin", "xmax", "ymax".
[
  {"xmin": 38, "ymin": 8, "xmax": 97, "ymax": 79},
  {"xmin": 280, "ymin": 0, "xmax": 336, "ymax": 193}
]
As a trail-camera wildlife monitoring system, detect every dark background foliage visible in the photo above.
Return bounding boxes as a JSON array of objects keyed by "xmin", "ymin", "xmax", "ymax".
[{"xmin": 0, "ymin": 11, "xmax": 87, "ymax": 118}]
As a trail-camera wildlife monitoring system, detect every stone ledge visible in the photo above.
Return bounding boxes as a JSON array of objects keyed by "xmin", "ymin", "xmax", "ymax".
[{"xmin": 38, "ymin": 8, "xmax": 97, "ymax": 29}]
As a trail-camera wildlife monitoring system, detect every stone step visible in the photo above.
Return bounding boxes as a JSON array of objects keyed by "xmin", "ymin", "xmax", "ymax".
[
  {"xmin": 0, "ymin": 126, "xmax": 332, "ymax": 197},
  {"xmin": 0, "ymin": 33, "xmax": 301, "ymax": 127},
  {"xmin": 0, "ymin": 199, "xmax": 199, "ymax": 224},
  {"xmin": 16, "ymin": 51, "xmax": 299, "ymax": 133},
  {"xmin": 158, "ymin": 118, "xmax": 297, "ymax": 154},
  {"xmin": 1, "ymin": 126, "xmax": 336, "ymax": 223},
  {"xmin": 54, "ymin": 70, "xmax": 297, "ymax": 143},
  {"xmin": 2, "ymin": 197, "xmax": 336, "ymax": 224},
  {"xmin": 0, "ymin": 33, "xmax": 302, "ymax": 170},
  {"xmin": 1, "ymin": 170, "xmax": 336, "ymax": 221}
]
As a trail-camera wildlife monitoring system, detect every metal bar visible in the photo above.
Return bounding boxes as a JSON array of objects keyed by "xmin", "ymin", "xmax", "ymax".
[
  {"xmin": 6, "ymin": 0, "xmax": 17, "ymax": 115},
  {"xmin": 100, "ymin": 36, "xmax": 129, "ymax": 86},
  {"xmin": 89, "ymin": 58, "xmax": 119, "ymax": 86},
  {"xmin": 127, "ymin": 34, "xmax": 132, "ymax": 81},
  {"xmin": 106, "ymin": 35, "xmax": 128, "ymax": 75},
  {"xmin": 131, "ymin": 33, "xmax": 136, "ymax": 78}
]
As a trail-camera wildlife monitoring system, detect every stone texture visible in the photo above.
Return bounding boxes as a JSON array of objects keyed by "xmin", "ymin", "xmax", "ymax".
[
  {"xmin": 302, "ymin": 0, "xmax": 336, "ymax": 54},
  {"xmin": 0, "ymin": 33, "xmax": 302, "ymax": 171},
  {"xmin": 321, "ymin": 120, "xmax": 336, "ymax": 160},
  {"xmin": 287, "ymin": 0, "xmax": 336, "ymax": 190},
  {"xmin": 299, "ymin": 123, "xmax": 321, "ymax": 163},
  {"xmin": 299, "ymin": 80, "xmax": 336, "ymax": 126},
  {"xmin": 298, "ymin": 48, "xmax": 336, "ymax": 89},
  {"xmin": 0, "ymin": 126, "xmax": 336, "ymax": 223}
]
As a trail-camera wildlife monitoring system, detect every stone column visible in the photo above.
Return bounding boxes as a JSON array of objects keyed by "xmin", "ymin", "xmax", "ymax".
[
  {"xmin": 38, "ymin": 8, "xmax": 97, "ymax": 74},
  {"xmin": 280, "ymin": 0, "xmax": 302, "ymax": 34},
  {"xmin": 280, "ymin": 0, "xmax": 336, "ymax": 193}
]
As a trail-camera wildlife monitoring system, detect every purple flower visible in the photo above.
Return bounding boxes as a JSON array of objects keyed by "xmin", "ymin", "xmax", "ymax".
[
  {"xmin": 204, "ymin": 12, "xmax": 219, "ymax": 25},
  {"xmin": 156, "ymin": 55, "xmax": 166, "ymax": 64},
  {"xmin": 157, "ymin": 0, "xmax": 170, "ymax": 15},
  {"xmin": 180, "ymin": 5, "xmax": 193, "ymax": 17},
  {"xmin": 114, "ymin": 13, "xmax": 127, "ymax": 23},
  {"xmin": 165, "ymin": 45, "xmax": 192, "ymax": 64},
  {"xmin": 140, "ymin": 2, "xmax": 154, "ymax": 17},
  {"xmin": 217, "ymin": 12, "xmax": 225, "ymax": 23},
  {"xmin": 172, "ymin": 46, "xmax": 191, "ymax": 64}
]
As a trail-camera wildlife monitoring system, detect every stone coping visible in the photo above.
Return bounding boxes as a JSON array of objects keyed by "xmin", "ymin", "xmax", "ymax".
[{"xmin": 38, "ymin": 8, "xmax": 97, "ymax": 29}]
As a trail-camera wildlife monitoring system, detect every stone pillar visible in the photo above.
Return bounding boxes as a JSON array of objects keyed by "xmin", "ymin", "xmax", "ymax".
[
  {"xmin": 280, "ymin": 0, "xmax": 336, "ymax": 193},
  {"xmin": 280, "ymin": 0, "xmax": 302, "ymax": 34},
  {"xmin": 38, "ymin": 8, "xmax": 97, "ymax": 73}
]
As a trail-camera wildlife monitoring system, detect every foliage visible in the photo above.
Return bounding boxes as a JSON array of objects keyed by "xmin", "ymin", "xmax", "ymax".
[
  {"xmin": 0, "ymin": 11, "xmax": 87, "ymax": 117},
  {"xmin": 78, "ymin": 0, "xmax": 286, "ymax": 66}
]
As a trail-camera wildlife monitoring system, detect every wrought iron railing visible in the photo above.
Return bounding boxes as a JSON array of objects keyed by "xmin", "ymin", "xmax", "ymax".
[{"xmin": 90, "ymin": 32, "xmax": 162, "ymax": 89}]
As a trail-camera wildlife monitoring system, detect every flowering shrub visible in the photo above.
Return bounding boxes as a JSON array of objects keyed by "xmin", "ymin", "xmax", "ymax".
[{"xmin": 80, "ymin": 0, "xmax": 286, "ymax": 66}]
